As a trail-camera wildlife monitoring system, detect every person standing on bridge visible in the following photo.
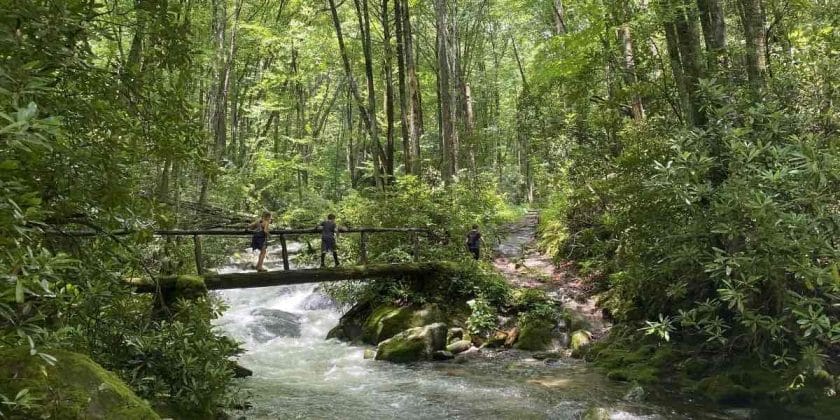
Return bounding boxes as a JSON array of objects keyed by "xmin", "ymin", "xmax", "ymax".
[
  {"xmin": 249, "ymin": 211, "xmax": 271, "ymax": 272},
  {"xmin": 317, "ymin": 214, "xmax": 340, "ymax": 268},
  {"xmin": 466, "ymin": 224, "xmax": 483, "ymax": 260}
]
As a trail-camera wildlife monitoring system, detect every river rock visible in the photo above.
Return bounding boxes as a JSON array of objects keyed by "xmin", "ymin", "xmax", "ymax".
[
  {"xmin": 301, "ymin": 291, "xmax": 336, "ymax": 310},
  {"xmin": 623, "ymin": 384, "xmax": 645, "ymax": 402},
  {"xmin": 486, "ymin": 331, "xmax": 508, "ymax": 348},
  {"xmin": 231, "ymin": 362, "xmax": 253, "ymax": 378},
  {"xmin": 374, "ymin": 322, "xmax": 448, "ymax": 363},
  {"xmin": 249, "ymin": 308, "xmax": 301, "ymax": 342},
  {"xmin": 446, "ymin": 340, "xmax": 472, "ymax": 354},
  {"xmin": 448, "ymin": 327, "xmax": 464, "ymax": 343},
  {"xmin": 432, "ymin": 350, "xmax": 455, "ymax": 361},
  {"xmin": 514, "ymin": 319, "xmax": 555, "ymax": 351},
  {"xmin": 0, "ymin": 348, "xmax": 159, "ymax": 419},
  {"xmin": 362, "ymin": 304, "xmax": 446, "ymax": 345},
  {"xmin": 582, "ymin": 407, "xmax": 611, "ymax": 420},
  {"xmin": 570, "ymin": 330, "xmax": 592, "ymax": 352},
  {"xmin": 363, "ymin": 349, "xmax": 376, "ymax": 359},
  {"xmin": 326, "ymin": 301, "xmax": 372, "ymax": 343},
  {"xmin": 532, "ymin": 351, "xmax": 563, "ymax": 360}
]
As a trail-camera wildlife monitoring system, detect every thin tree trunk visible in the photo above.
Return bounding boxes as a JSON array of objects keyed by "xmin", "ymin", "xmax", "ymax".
[
  {"xmin": 552, "ymin": 0, "xmax": 567, "ymax": 35},
  {"xmin": 355, "ymin": 0, "xmax": 386, "ymax": 189},
  {"xmin": 402, "ymin": 0, "xmax": 424, "ymax": 176},
  {"xmin": 327, "ymin": 0, "xmax": 384, "ymax": 189},
  {"xmin": 618, "ymin": 24, "xmax": 645, "ymax": 120},
  {"xmin": 394, "ymin": 0, "xmax": 412, "ymax": 175},
  {"xmin": 382, "ymin": 0, "xmax": 396, "ymax": 181},
  {"xmin": 435, "ymin": 0, "xmax": 456, "ymax": 183}
]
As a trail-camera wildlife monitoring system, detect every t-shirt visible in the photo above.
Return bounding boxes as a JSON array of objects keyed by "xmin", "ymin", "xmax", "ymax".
[
  {"xmin": 467, "ymin": 230, "xmax": 481, "ymax": 248},
  {"xmin": 320, "ymin": 220, "xmax": 337, "ymax": 240}
]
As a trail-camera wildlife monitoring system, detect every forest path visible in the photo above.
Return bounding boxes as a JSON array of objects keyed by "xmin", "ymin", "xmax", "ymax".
[{"xmin": 493, "ymin": 210, "xmax": 609, "ymax": 337}]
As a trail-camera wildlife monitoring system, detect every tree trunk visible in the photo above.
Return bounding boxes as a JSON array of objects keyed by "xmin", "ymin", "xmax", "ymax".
[
  {"xmin": 328, "ymin": 0, "xmax": 384, "ymax": 189},
  {"xmin": 394, "ymin": 0, "xmax": 412, "ymax": 175},
  {"xmin": 381, "ymin": 0, "xmax": 396, "ymax": 181},
  {"xmin": 402, "ymin": 0, "xmax": 424, "ymax": 175},
  {"xmin": 355, "ymin": 0, "xmax": 387, "ymax": 188},
  {"xmin": 552, "ymin": 0, "xmax": 567, "ymax": 35},
  {"xmin": 737, "ymin": 0, "xmax": 767, "ymax": 89},
  {"xmin": 666, "ymin": 0, "xmax": 706, "ymax": 126},
  {"xmin": 435, "ymin": 0, "xmax": 456, "ymax": 183},
  {"xmin": 618, "ymin": 24, "xmax": 645, "ymax": 120},
  {"xmin": 696, "ymin": 0, "xmax": 727, "ymax": 71}
]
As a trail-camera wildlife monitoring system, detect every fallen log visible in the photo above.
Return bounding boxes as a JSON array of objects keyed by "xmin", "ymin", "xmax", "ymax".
[{"xmin": 130, "ymin": 262, "xmax": 457, "ymax": 293}]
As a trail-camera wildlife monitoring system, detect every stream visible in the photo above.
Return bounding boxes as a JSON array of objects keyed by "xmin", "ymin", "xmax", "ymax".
[{"xmin": 213, "ymin": 243, "xmax": 739, "ymax": 419}]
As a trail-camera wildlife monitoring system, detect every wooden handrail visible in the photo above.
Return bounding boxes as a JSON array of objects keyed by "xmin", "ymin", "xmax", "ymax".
[{"xmin": 58, "ymin": 227, "xmax": 430, "ymax": 237}]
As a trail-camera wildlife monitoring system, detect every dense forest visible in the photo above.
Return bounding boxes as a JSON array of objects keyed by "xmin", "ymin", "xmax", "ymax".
[{"xmin": 1, "ymin": 0, "xmax": 838, "ymax": 418}]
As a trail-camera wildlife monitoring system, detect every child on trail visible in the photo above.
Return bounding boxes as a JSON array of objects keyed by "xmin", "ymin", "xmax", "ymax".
[
  {"xmin": 465, "ymin": 224, "xmax": 482, "ymax": 260},
  {"xmin": 249, "ymin": 211, "xmax": 271, "ymax": 272},
  {"xmin": 317, "ymin": 214, "xmax": 340, "ymax": 268}
]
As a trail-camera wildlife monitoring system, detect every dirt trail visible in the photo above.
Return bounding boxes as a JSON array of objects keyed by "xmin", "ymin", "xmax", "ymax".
[{"xmin": 493, "ymin": 210, "xmax": 609, "ymax": 337}]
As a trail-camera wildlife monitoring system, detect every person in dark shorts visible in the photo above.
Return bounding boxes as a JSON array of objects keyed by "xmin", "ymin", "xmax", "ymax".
[
  {"xmin": 318, "ymin": 214, "xmax": 340, "ymax": 268},
  {"xmin": 249, "ymin": 211, "xmax": 272, "ymax": 272},
  {"xmin": 466, "ymin": 224, "xmax": 482, "ymax": 260}
]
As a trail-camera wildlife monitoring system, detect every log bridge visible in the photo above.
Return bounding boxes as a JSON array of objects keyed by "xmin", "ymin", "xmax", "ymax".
[{"xmin": 67, "ymin": 226, "xmax": 440, "ymax": 291}]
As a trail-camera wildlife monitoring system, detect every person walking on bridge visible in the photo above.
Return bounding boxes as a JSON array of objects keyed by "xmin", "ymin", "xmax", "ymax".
[
  {"xmin": 318, "ymin": 214, "xmax": 341, "ymax": 268},
  {"xmin": 249, "ymin": 211, "xmax": 271, "ymax": 272}
]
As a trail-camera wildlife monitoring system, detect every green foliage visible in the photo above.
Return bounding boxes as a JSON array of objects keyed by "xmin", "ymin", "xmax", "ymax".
[{"xmin": 466, "ymin": 297, "xmax": 497, "ymax": 337}]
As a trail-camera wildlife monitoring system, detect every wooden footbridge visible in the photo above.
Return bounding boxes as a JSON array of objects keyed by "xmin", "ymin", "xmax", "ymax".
[{"xmin": 68, "ymin": 226, "xmax": 448, "ymax": 291}]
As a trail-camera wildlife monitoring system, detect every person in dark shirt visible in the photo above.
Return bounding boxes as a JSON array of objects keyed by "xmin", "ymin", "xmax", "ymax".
[
  {"xmin": 249, "ymin": 211, "xmax": 271, "ymax": 272},
  {"xmin": 465, "ymin": 224, "xmax": 482, "ymax": 260},
  {"xmin": 318, "ymin": 214, "xmax": 340, "ymax": 268}
]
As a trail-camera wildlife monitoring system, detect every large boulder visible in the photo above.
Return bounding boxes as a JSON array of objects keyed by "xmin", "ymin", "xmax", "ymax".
[
  {"xmin": 362, "ymin": 304, "xmax": 446, "ymax": 345},
  {"xmin": 514, "ymin": 319, "xmax": 556, "ymax": 351},
  {"xmin": 249, "ymin": 308, "xmax": 301, "ymax": 342},
  {"xmin": 0, "ymin": 348, "xmax": 159, "ymax": 419},
  {"xmin": 374, "ymin": 323, "xmax": 448, "ymax": 363},
  {"xmin": 326, "ymin": 301, "xmax": 373, "ymax": 343}
]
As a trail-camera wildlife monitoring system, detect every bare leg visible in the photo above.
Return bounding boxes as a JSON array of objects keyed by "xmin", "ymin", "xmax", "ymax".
[
  {"xmin": 257, "ymin": 247, "xmax": 267, "ymax": 271},
  {"xmin": 332, "ymin": 251, "xmax": 339, "ymax": 267}
]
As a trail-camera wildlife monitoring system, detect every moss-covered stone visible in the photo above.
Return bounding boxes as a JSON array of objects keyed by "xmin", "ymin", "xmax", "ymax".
[
  {"xmin": 696, "ymin": 375, "xmax": 754, "ymax": 405},
  {"xmin": 362, "ymin": 304, "xmax": 446, "ymax": 345},
  {"xmin": 326, "ymin": 301, "xmax": 373, "ymax": 343},
  {"xmin": 514, "ymin": 319, "xmax": 555, "ymax": 351},
  {"xmin": 570, "ymin": 330, "xmax": 591, "ymax": 352},
  {"xmin": 0, "ymin": 348, "xmax": 159, "ymax": 419},
  {"xmin": 374, "ymin": 323, "xmax": 448, "ymax": 363}
]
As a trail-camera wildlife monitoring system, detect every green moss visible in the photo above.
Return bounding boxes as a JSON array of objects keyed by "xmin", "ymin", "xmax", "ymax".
[
  {"xmin": 0, "ymin": 348, "xmax": 159, "ymax": 419},
  {"xmin": 374, "ymin": 327, "xmax": 429, "ymax": 363},
  {"xmin": 570, "ymin": 330, "xmax": 591, "ymax": 352},
  {"xmin": 696, "ymin": 375, "xmax": 753, "ymax": 405},
  {"xmin": 514, "ymin": 319, "xmax": 554, "ymax": 351},
  {"xmin": 361, "ymin": 304, "xmax": 445, "ymax": 345},
  {"xmin": 174, "ymin": 275, "xmax": 208, "ymax": 298}
]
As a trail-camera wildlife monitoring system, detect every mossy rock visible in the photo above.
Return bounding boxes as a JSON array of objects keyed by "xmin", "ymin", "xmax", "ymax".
[
  {"xmin": 696, "ymin": 374, "xmax": 754, "ymax": 405},
  {"xmin": 570, "ymin": 330, "xmax": 591, "ymax": 352},
  {"xmin": 362, "ymin": 304, "xmax": 446, "ymax": 345},
  {"xmin": 326, "ymin": 301, "xmax": 372, "ymax": 343},
  {"xmin": 0, "ymin": 348, "xmax": 159, "ymax": 419},
  {"xmin": 514, "ymin": 319, "xmax": 555, "ymax": 351},
  {"xmin": 374, "ymin": 323, "xmax": 448, "ymax": 363}
]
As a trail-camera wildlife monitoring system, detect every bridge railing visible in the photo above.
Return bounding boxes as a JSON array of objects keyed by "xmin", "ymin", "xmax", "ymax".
[{"xmin": 62, "ymin": 227, "xmax": 431, "ymax": 273}]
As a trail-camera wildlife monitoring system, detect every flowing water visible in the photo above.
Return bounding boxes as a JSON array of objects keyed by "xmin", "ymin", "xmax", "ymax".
[{"xmin": 213, "ymin": 246, "xmax": 734, "ymax": 419}]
